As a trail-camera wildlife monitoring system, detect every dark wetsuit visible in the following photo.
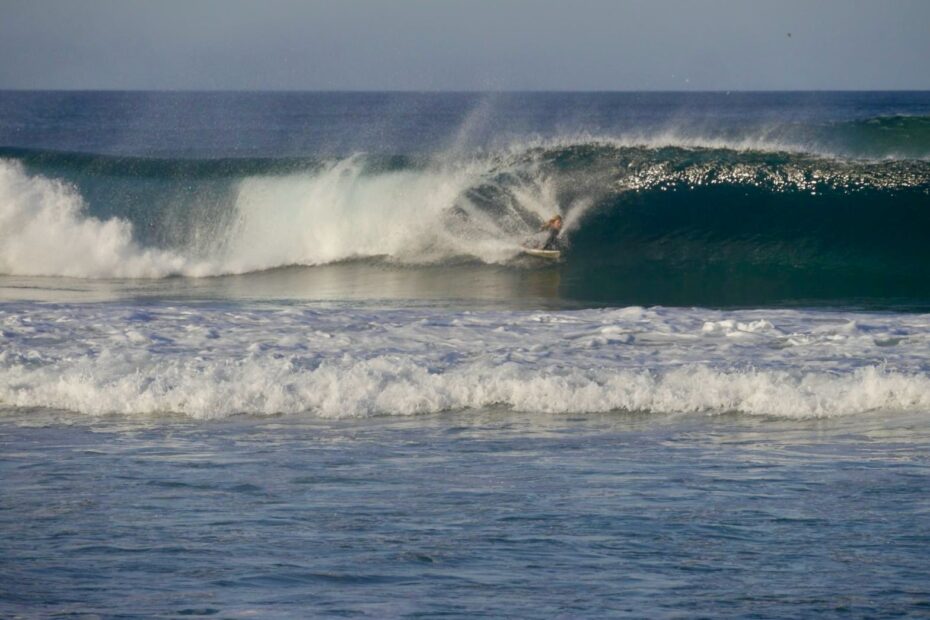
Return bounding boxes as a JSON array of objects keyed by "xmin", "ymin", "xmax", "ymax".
[
  {"xmin": 543, "ymin": 226, "xmax": 562, "ymax": 250},
  {"xmin": 542, "ymin": 228, "xmax": 560, "ymax": 250}
]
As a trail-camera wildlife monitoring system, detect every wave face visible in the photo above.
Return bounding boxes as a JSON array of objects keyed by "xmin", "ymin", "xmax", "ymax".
[
  {"xmin": 2, "ymin": 303, "xmax": 929, "ymax": 419},
  {"xmin": 2, "ymin": 133, "xmax": 930, "ymax": 305}
]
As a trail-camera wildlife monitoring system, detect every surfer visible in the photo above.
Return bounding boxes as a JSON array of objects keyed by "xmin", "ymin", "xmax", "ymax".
[{"xmin": 541, "ymin": 215, "xmax": 563, "ymax": 250}]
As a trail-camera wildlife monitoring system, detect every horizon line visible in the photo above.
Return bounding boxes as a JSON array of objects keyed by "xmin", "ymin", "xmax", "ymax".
[{"xmin": 2, "ymin": 88, "xmax": 930, "ymax": 95}]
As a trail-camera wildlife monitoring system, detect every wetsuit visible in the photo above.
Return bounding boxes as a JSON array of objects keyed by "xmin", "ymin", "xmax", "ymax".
[{"xmin": 542, "ymin": 228, "xmax": 560, "ymax": 250}]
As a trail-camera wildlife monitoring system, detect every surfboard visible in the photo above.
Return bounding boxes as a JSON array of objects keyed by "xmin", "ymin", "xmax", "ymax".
[{"xmin": 521, "ymin": 247, "xmax": 561, "ymax": 260}]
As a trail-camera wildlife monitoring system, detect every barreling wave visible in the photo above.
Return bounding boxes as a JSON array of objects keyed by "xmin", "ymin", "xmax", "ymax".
[{"xmin": 1, "ymin": 136, "xmax": 929, "ymax": 303}]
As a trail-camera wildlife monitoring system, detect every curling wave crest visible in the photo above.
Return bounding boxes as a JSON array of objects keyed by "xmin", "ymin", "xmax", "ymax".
[
  {"xmin": 2, "ymin": 139, "xmax": 929, "ymax": 286},
  {"xmin": 2, "ymin": 304, "xmax": 929, "ymax": 419}
]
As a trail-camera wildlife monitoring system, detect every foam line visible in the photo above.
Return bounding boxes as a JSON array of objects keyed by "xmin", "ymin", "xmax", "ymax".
[{"xmin": 2, "ymin": 305, "xmax": 929, "ymax": 419}]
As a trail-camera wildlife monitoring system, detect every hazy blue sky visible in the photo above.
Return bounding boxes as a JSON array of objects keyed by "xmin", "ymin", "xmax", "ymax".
[{"xmin": 1, "ymin": 0, "xmax": 928, "ymax": 90}]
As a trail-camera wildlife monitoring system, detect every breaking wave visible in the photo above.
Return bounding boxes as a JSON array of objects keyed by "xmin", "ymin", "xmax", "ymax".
[{"xmin": 1, "ymin": 131, "xmax": 929, "ymax": 303}]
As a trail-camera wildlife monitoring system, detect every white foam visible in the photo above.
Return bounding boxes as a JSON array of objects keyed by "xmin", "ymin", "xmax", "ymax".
[
  {"xmin": 219, "ymin": 156, "xmax": 548, "ymax": 272},
  {"xmin": 2, "ymin": 305, "xmax": 928, "ymax": 419},
  {"xmin": 0, "ymin": 160, "xmax": 194, "ymax": 278},
  {"xmin": 0, "ymin": 156, "xmax": 561, "ymax": 279}
]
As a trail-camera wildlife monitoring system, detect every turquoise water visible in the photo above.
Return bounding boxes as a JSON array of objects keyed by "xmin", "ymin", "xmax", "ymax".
[{"xmin": 2, "ymin": 92, "xmax": 930, "ymax": 617}]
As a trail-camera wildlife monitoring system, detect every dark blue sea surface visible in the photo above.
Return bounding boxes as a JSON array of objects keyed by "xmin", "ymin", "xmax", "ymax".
[
  {"xmin": 2, "ymin": 91, "xmax": 930, "ymax": 158},
  {"xmin": 3, "ymin": 410, "xmax": 930, "ymax": 618},
  {"xmin": 2, "ymin": 91, "xmax": 930, "ymax": 617}
]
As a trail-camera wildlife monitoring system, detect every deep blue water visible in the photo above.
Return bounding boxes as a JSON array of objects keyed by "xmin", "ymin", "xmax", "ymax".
[
  {"xmin": 2, "ymin": 90, "xmax": 929, "ymax": 158},
  {"xmin": 3, "ymin": 410, "xmax": 930, "ymax": 618},
  {"xmin": 2, "ymin": 91, "xmax": 930, "ymax": 618}
]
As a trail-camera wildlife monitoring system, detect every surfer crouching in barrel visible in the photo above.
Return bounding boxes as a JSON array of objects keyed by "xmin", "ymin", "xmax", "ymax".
[{"xmin": 541, "ymin": 215, "xmax": 563, "ymax": 250}]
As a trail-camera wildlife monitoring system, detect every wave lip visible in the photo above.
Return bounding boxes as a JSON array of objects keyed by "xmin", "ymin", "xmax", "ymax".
[{"xmin": 2, "ymin": 305, "xmax": 929, "ymax": 420}]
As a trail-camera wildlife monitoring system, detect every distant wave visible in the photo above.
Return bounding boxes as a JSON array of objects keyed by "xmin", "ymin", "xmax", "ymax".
[{"xmin": 816, "ymin": 114, "xmax": 930, "ymax": 160}]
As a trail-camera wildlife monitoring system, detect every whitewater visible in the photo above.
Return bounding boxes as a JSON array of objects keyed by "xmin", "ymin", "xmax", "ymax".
[
  {"xmin": 0, "ymin": 154, "xmax": 556, "ymax": 277},
  {"xmin": 3, "ymin": 303, "xmax": 930, "ymax": 419}
]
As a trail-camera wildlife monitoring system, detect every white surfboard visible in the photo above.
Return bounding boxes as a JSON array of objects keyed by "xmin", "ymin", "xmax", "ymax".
[{"xmin": 521, "ymin": 247, "xmax": 561, "ymax": 260}]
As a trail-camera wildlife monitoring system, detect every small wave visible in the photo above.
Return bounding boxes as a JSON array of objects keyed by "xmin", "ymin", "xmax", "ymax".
[
  {"xmin": 4, "ymin": 355, "xmax": 928, "ymax": 419},
  {"xmin": 2, "ymin": 305, "xmax": 929, "ymax": 419}
]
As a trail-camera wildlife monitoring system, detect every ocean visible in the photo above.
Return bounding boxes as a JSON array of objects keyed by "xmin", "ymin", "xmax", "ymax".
[{"xmin": 1, "ymin": 91, "xmax": 929, "ymax": 617}]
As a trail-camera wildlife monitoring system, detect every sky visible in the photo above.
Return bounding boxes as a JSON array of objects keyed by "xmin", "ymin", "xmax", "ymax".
[{"xmin": 1, "ymin": 0, "xmax": 928, "ymax": 91}]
